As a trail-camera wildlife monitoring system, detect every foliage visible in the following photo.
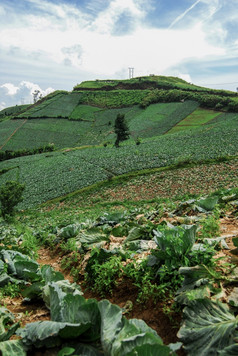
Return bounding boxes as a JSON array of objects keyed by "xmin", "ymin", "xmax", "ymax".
[
  {"xmin": 114, "ymin": 113, "xmax": 130, "ymax": 147},
  {"xmin": 85, "ymin": 249, "xmax": 124, "ymax": 296},
  {"xmin": 177, "ymin": 299, "xmax": 238, "ymax": 356},
  {"xmin": 0, "ymin": 144, "xmax": 55, "ymax": 161},
  {"xmin": 0, "ymin": 181, "xmax": 25, "ymax": 217}
]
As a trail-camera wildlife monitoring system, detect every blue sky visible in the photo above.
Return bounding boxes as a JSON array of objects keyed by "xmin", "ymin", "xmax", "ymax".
[{"xmin": 0, "ymin": 0, "xmax": 238, "ymax": 108}]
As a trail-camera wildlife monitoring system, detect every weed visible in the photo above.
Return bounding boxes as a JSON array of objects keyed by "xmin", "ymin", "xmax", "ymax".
[
  {"xmin": 124, "ymin": 260, "xmax": 167, "ymax": 303},
  {"xmin": 0, "ymin": 282, "xmax": 21, "ymax": 298},
  {"xmin": 199, "ymin": 212, "xmax": 220, "ymax": 239},
  {"xmin": 85, "ymin": 255, "xmax": 123, "ymax": 297}
]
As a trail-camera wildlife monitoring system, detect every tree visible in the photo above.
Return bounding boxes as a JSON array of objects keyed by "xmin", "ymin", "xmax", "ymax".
[
  {"xmin": 0, "ymin": 181, "xmax": 25, "ymax": 218},
  {"xmin": 114, "ymin": 114, "xmax": 130, "ymax": 147},
  {"xmin": 32, "ymin": 90, "xmax": 42, "ymax": 104}
]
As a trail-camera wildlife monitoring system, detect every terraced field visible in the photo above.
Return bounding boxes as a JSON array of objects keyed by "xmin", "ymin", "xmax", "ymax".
[
  {"xmin": 0, "ymin": 114, "xmax": 237, "ymax": 208},
  {"xmin": 167, "ymin": 107, "xmax": 221, "ymax": 134}
]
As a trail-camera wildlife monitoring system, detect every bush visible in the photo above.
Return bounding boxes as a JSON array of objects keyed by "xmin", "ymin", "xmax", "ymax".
[
  {"xmin": 0, "ymin": 181, "xmax": 25, "ymax": 217},
  {"xmin": 114, "ymin": 113, "xmax": 130, "ymax": 147}
]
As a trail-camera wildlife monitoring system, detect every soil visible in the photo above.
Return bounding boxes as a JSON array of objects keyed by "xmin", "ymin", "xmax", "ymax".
[
  {"xmin": 2, "ymin": 208, "xmax": 237, "ymax": 355},
  {"xmin": 66, "ymin": 159, "xmax": 238, "ymax": 206}
]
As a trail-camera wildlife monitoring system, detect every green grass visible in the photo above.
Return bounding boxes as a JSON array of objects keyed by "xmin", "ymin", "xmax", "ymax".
[
  {"xmin": 168, "ymin": 108, "xmax": 221, "ymax": 134},
  {"xmin": 69, "ymin": 104, "xmax": 102, "ymax": 121}
]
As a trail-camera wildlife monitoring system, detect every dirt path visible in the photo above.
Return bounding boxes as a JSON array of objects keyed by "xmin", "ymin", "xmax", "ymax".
[{"xmin": 0, "ymin": 118, "xmax": 27, "ymax": 150}]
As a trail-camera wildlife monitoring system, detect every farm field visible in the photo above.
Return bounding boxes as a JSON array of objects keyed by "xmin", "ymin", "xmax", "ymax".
[
  {"xmin": 0, "ymin": 76, "xmax": 238, "ymax": 355},
  {"xmin": 1, "ymin": 185, "xmax": 238, "ymax": 355},
  {"xmin": 167, "ymin": 107, "xmax": 221, "ymax": 134},
  {"xmin": 0, "ymin": 114, "xmax": 237, "ymax": 208},
  {"xmin": 1, "ymin": 100, "xmax": 238, "ymax": 151}
]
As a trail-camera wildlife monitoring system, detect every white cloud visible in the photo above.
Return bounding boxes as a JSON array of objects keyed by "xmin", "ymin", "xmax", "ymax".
[
  {"xmin": 0, "ymin": 102, "xmax": 6, "ymax": 111},
  {"xmin": 0, "ymin": 0, "xmax": 238, "ymax": 102},
  {"xmin": 178, "ymin": 74, "xmax": 192, "ymax": 83},
  {"xmin": 0, "ymin": 81, "xmax": 54, "ymax": 109},
  {"xmin": 0, "ymin": 83, "xmax": 19, "ymax": 95},
  {"xmin": 90, "ymin": 0, "xmax": 145, "ymax": 34}
]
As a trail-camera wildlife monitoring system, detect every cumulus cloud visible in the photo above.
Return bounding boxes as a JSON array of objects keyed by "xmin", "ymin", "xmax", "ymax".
[
  {"xmin": 0, "ymin": 81, "xmax": 54, "ymax": 109},
  {"xmin": 0, "ymin": 0, "xmax": 238, "ymax": 98},
  {"xmin": 0, "ymin": 83, "xmax": 19, "ymax": 96}
]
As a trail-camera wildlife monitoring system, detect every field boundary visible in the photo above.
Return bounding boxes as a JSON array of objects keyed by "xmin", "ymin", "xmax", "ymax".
[{"xmin": 0, "ymin": 118, "xmax": 28, "ymax": 150}]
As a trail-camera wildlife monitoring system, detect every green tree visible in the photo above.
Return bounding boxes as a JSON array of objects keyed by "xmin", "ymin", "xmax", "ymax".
[
  {"xmin": 114, "ymin": 114, "xmax": 130, "ymax": 147},
  {"xmin": 0, "ymin": 181, "xmax": 25, "ymax": 218}
]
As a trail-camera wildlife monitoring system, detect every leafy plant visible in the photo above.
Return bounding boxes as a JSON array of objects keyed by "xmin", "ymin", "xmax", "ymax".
[
  {"xmin": 178, "ymin": 299, "xmax": 238, "ymax": 356},
  {"xmin": 0, "ymin": 181, "xmax": 25, "ymax": 218},
  {"xmin": 85, "ymin": 251, "xmax": 123, "ymax": 296},
  {"xmin": 149, "ymin": 224, "xmax": 197, "ymax": 270}
]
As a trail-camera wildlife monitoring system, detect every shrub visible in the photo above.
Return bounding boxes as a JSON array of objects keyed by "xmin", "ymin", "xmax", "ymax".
[
  {"xmin": 114, "ymin": 113, "xmax": 130, "ymax": 147},
  {"xmin": 0, "ymin": 181, "xmax": 25, "ymax": 217}
]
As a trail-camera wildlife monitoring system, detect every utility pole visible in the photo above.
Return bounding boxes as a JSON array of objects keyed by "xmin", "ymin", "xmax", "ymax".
[{"xmin": 128, "ymin": 67, "xmax": 134, "ymax": 79}]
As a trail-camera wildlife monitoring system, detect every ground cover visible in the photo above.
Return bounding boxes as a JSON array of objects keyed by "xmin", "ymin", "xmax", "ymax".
[
  {"xmin": 0, "ymin": 120, "xmax": 27, "ymax": 149},
  {"xmin": 129, "ymin": 101, "xmax": 199, "ymax": 138},
  {"xmin": 0, "ymin": 115, "xmax": 237, "ymax": 208},
  {"xmin": 1, "ymin": 187, "xmax": 238, "ymax": 355},
  {"xmin": 64, "ymin": 159, "xmax": 238, "ymax": 206},
  {"xmin": 167, "ymin": 107, "xmax": 221, "ymax": 134},
  {"xmin": 0, "ymin": 105, "xmax": 30, "ymax": 120},
  {"xmin": 16, "ymin": 92, "xmax": 67, "ymax": 119}
]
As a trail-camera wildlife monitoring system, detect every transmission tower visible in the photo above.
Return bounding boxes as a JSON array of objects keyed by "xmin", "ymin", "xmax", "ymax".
[{"xmin": 128, "ymin": 67, "xmax": 134, "ymax": 79}]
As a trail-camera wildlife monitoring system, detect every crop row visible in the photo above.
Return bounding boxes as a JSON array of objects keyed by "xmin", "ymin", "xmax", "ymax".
[
  {"xmin": 17, "ymin": 92, "xmax": 67, "ymax": 118},
  {"xmin": 0, "ymin": 115, "xmax": 237, "ymax": 208}
]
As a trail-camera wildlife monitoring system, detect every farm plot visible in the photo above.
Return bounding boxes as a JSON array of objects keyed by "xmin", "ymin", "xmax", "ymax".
[
  {"xmin": 69, "ymin": 104, "xmax": 102, "ymax": 120},
  {"xmin": 167, "ymin": 107, "xmax": 221, "ymax": 134},
  {"xmin": 17, "ymin": 92, "xmax": 67, "ymax": 118},
  {"xmin": 2, "ymin": 119, "xmax": 93, "ymax": 151},
  {"xmin": 0, "ymin": 117, "xmax": 237, "ymax": 208},
  {"xmin": 0, "ymin": 104, "xmax": 29, "ymax": 118},
  {"xmin": 78, "ymin": 121, "xmax": 238, "ymax": 176},
  {"xmin": 1, "ymin": 189, "xmax": 238, "ymax": 355},
  {"xmin": 0, "ymin": 151, "xmax": 110, "ymax": 207},
  {"xmin": 18, "ymin": 92, "xmax": 81, "ymax": 118},
  {"xmin": 79, "ymin": 89, "xmax": 150, "ymax": 108},
  {"xmin": 0, "ymin": 119, "xmax": 26, "ymax": 148},
  {"xmin": 129, "ymin": 101, "xmax": 199, "ymax": 138}
]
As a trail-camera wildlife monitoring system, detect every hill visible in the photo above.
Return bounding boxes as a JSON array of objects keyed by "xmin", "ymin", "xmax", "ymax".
[
  {"xmin": 0, "ymin": 75, "xmax": 237, "ymax": 207},
  {"xmin": 0, "ymin": 76, "xmax": 238, "ymax": 355}
]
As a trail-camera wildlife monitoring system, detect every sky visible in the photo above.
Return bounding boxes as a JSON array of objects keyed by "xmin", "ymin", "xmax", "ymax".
[{"xmin": 0, "ymin": 0, "xmax": 238, "ymax": 109}]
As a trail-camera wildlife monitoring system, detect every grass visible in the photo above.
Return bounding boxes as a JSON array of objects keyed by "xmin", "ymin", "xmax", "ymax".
[{"xmin": 167, "ymin": 107, "xmax": 221, "ymax": 134}]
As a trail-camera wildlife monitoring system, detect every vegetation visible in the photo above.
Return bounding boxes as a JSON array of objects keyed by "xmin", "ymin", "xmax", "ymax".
[
  {"xmin": 114, "ymin": 113, "xmax": 130, "ymax": 147},
  {"xmin": 0, "ymin": 181, "xmax": 25, "ymax": 217},
  {"xmin": 0, "ymin": 75, "xmax": 238, "ymax": 354}
]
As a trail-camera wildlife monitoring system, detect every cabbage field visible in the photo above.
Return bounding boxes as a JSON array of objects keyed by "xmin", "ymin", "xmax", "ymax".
[
  {"xmin": 0, "ymin": 112, "xmax": 237, "ymax": 208},
  {"xmin": 0, "ymin": 76, "xmax": 238, "ymax": 355},
  {"xmin": 1, "ymin": 188, "xmax": 238, "ymax": 355}
]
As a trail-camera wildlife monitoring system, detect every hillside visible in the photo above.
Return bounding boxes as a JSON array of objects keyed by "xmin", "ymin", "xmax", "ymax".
[
  {"xmin": 0, "ymin": 76, "xmax": 238, "ymax": 355},
  {"xmin": 0, "ymin": 76, "xmax": 237, "ymax": 207}
]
